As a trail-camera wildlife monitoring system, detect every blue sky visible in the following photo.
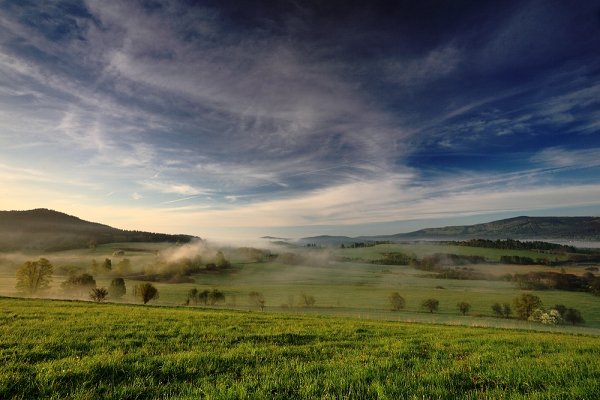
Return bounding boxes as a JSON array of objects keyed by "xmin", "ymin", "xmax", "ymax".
[{"xmin": 1, "ymin": 0, "xmax": 599, "ymax": 241}]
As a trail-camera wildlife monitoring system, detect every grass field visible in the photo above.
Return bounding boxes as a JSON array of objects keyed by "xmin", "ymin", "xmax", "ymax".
[
  {"xmin": 1, "ymin": 297, "xmax": 599, "ymax": 399},
  {"xmin": 1, "ymin": 242, "xmax": 599, "ymax": 333}
]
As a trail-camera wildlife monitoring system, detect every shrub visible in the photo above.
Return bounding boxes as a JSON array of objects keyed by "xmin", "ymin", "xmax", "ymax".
[
  {"xmin": 133, "ymin": 283, "xmax": 159, "ymax": 304},
  {"xmin": 90, "ymin": 288, "xmax": 108, "ymax": 303}
]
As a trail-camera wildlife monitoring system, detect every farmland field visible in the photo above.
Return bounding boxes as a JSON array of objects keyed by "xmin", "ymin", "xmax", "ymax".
[{"xmin": 1, "ymin": 297, "xmax": 600, "ymax": 399}]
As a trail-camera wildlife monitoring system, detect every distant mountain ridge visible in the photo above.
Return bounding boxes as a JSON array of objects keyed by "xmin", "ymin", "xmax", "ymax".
[
  {"xmin": 298, "ymin": 216, "xmax": 600, "ymax": 245},
  {"xmin": 0, "ymin": 209, "xmax": 198, "ymax": 251}
]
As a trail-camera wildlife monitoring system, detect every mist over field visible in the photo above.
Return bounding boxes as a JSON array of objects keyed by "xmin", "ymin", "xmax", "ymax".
[{"xmin": 1, "ymin": 0, "xmax": 600, "ymax": 398}]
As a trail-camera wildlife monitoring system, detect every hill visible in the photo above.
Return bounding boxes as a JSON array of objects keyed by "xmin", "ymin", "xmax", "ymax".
[
  {"xmin": 299, "ymin": 216, "xmax": 600, "ymax": 245},
  {"xmin": 396, "ymin": 216, "xmax": 600, "ymax": 240},
  {"xmin": 0, "ymin": 209, "xmax": 197, "ymax": 251}
]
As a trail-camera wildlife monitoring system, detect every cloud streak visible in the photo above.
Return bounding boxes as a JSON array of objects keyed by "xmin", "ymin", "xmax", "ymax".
[{"xmin": 0, "ymin": 0, "xmax": 599, "ymax": 238}]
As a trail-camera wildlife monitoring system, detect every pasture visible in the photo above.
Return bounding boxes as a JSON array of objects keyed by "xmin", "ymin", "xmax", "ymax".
[
  {"xmin": 1, "ymin": 241, "xmax": 599, "ymax": 333},
  {"xmin": 1, "ymin": 297, "xmax": 600, "ymax": 399}
]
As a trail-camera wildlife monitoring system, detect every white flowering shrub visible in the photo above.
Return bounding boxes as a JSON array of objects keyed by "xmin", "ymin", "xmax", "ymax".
[{"xmin": 528, "ymin": 308, "xmax": 563, "ymax": 325}]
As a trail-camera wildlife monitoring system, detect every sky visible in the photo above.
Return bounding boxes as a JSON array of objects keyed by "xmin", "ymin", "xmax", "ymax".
[{"xmin": 1, "ymin": 0, "xmax": 600, "ymax": 241}]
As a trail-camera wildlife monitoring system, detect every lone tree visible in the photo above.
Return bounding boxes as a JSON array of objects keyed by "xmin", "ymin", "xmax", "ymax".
[
  {"xmin": 300, "ymin": 292, "xmax": 316, "ymax": 308},
  {"xmin": 421, "ymin": 298, "xmax": 439, "ymax": 313},
  {"xmin": 513, "ymin": 294, "xmax": 542, "ymax": 320},
  {"xmin": 15, "ymin": 258, "xmax": 53, "ymax": 294},
  {"xmin": 134, "ymin": 283, "xmax": 159, "ymax": 304},
  {"xmin": 90, "ymin": 288, "xmax": 108, "ymax": 302},
  {"xmin": 389, "ymin": 292, "xmax": 406, "ymax": 311},
  {"xmin": 249, "ymin": 291, "xmax": 266, "ymax": 311},
  {"xmin": 457, "ymin": 301, "xmax": 471, "ymax": 316},
  {"xmin": 564, "ymin": 308, "xmax": 584, "ymax": 326},
  {"xmin": 108, "ymin": 278, "xmax": 126, "ymax": 299}
]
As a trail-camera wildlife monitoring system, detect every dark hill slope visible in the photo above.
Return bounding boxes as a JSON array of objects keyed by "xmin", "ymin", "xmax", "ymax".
[
  {"xmin": 0, "ymin": 209, "xmax": 197, "ymax": 251},
  {"xmin": 396, "ymin": 216, "xmax": 600, "ymax": 240},
  {"xmin": 298, "ymin": 216, "xmax": 600, "ymax": 246}
]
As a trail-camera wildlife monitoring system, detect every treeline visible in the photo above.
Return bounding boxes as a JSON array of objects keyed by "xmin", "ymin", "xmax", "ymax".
[
  {"xmin": 373, "ymin": 252, "xmax": 485, "ymax": 269},
  {"xmin": 513, "ymin": 271, "xmax": 600, "ymax": 293},
  {"xmin": 341, "ymin": 241, "xmax": 391, "ymax": 249},
  {"xmin": 452, "ymin": 239, "xmax": 577, "ymax": 253}
]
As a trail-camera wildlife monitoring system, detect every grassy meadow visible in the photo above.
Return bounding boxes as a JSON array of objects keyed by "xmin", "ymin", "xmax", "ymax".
[
  {"xmin": 1, "ymin": 297, "xmax": 600, "ymax": 399},
  {"xmin": 1, "ymin": 241, "xmax": 600, "ymax": 331}
]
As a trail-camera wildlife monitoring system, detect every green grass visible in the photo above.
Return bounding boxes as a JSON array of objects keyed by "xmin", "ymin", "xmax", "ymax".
[
  {"xmin": 2, "ymin": 242, "xmax": 600, "ymax": 332},
  {"xmin": 1, "ymin": 297, "xmax": 599, "ymax": 399},
  {"xmin": 335, "ymin": 243, "xmax": 572, "ymax": 262}
]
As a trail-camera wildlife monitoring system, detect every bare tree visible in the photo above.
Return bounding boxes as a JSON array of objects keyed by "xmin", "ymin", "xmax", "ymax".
[{"xmin": 249, "ymin": 291, "xmax": 266, "ymax": 311}]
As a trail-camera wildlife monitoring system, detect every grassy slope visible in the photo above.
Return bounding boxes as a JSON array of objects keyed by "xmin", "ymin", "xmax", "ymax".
[{"xmin": 1, "ymin": 298, "xmax": 599, "ymax": 399}]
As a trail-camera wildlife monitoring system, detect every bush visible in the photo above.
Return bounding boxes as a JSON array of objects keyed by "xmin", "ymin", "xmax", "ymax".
[
  {"xmin": 133, "ymin": 283, "xmax": 159, "ymax": 304},
  {"xmin": 389, "ymin": 292, "xmax": 406, "ymax": 311},
  {"xmin": 90, "ymin": 288, "xmax": 108, "ymax": 303}
]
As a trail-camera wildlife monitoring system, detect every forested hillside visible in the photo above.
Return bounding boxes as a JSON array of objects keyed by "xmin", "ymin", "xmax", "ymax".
[{"xmin": 0, "ymin": 209, "xmax": 196, "ymax": 251}]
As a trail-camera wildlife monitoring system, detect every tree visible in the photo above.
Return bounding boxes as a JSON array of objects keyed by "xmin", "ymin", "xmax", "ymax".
[
  {"xmin": 134, "ymin": 283, "xmax": 159, "ymax": 304},
  {"xmin": 513, "ymin": 294, "xmax": 542, "ymax": 320},
  {"xmin": 491, "ymin": 302, "xmax": 512, "ymax": 318},
  {"xmin": 249, "ymin": 291, "xmax": 266, "ymax": 311},
  {"xmin": 15, "ymin": 258, "xmax": 53, "ymax": 294},
  {"xmin": 389, "ymin": 292, "xmax": 406, "ymax": 311},
  {"xmin": 102, "ymin": 258, "xmax": 112, "ymax": 273},
  {"xmin": 61, "ymin": 273, "xmax": 96, "ymax": 296},
  {"xmin": 457, "ymin": 302, "xmax": 471, "ymax": 316},
  {"xmin": 186, "ymin": 288, "xmax": 199, "ymax": 305},
  {"xmin": 208, "ymin": 289, "xmax": 226, "ymax": 305},
  {"xmin": 91, "ymin": 259, "xmax": 99, "ymax": 275},
  {"xmin": 300, "ymin": 292, "xmax": 316, "ymax": 307},
  {"xmin": 90, "ymin": 288, "xmax": 108, "ymax": 302},
  {"xmin": 115, "ymin": 258, "xmax": 131, "ymax": 275},
  {"xmin": 215, "ymin": 251, "xmax": 230, "ymax": 268},
  {"xmin": 108, "ymin": 278, "xmax": 126, "ymax": 299},
  {"xmin": 198, "ymin": 289, "xmax": 210, "ymax": 305},
  {"xmin": 564, "ymin": 308, "xmax": 584, "ymax": 326},
  {"xmin": 421, "ymin": 298, "xmax": 439, "ymax": 313}
]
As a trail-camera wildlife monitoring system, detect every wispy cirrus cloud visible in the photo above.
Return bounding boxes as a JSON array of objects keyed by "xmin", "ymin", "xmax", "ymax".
[{"xmin": 0, "ymin": 0, "xmax": 599, "ymax": 238}]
